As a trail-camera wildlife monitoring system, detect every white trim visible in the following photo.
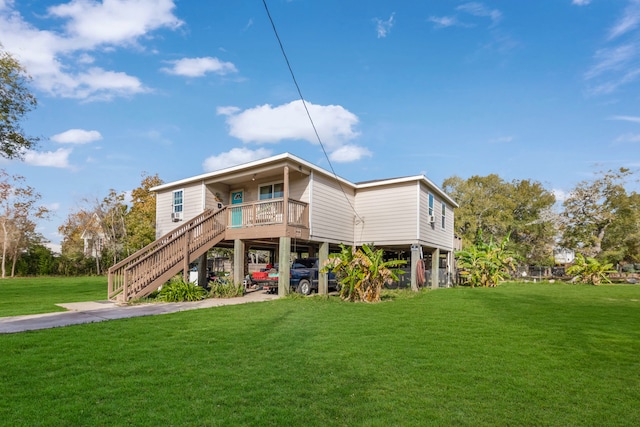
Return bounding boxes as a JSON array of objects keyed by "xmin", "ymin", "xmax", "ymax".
[
  {"xmin": 309, "ymin": 170, "xmax": 314, "ymax": 236},
  {"xmin": 171, "ymin": 188, "xmax": 185, "ymax": 221},
  {"xmin": 258, "ymin": 181, "xmax": 284, "ymax": 200},
  {"xmin": 416, "ymin": 180, "xmax": 421, "ymax": 240},
  {"xmin": 201, "ymin": 181, "xmax": 206, "ymax": 211},
  {"xmin": 150, "ymin": 153, "xmax": 352, "ymax": 192},
  {"xmin": 149, "ymin": 152, "xmax": 458, "ymax": 208}
]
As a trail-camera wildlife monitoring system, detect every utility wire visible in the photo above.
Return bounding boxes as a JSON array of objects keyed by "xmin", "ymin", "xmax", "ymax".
[{"xmin": 261, "ymin": 0, "xmax": 364, "ymax": 224}]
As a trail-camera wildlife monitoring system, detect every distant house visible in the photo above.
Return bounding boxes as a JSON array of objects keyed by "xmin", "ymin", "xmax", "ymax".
[
  {"xmin": 554, "ymin": 248, "xmax": 575, "ymax": 265},
  {"xmin": 80, "ymin": 213, "xmax": 104, "ymax": 258},
  {"xmin": 108, "ymin": 153, "xmax": 458, "ymax": 302}
]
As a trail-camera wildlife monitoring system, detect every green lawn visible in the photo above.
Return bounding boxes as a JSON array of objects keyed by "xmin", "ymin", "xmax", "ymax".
[
  {"xmin": 0, "ymin": 276, "xmax": 106, "ymax": 317},
  {"xmin": 1, "ymin": 282, "xmax": 639, "ymax": 426}
]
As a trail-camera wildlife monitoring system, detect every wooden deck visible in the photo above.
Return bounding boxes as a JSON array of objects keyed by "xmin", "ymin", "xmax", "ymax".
[{"xmin": 108, "ymin": 199, "xmax": 309, "ymax": 302}]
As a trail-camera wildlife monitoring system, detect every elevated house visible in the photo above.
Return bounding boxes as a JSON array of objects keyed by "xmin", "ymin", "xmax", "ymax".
[{"xmin": 108, "ymin": 153, "xmax": 458, "ymax": 302}]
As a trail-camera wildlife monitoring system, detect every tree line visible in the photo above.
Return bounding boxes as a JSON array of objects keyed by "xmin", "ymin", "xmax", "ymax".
[
  {"xmin": 2, "ymin": 44, "xmax": 638, "ymax": 278},
  {"xmin": 444, "ymin": 167, "xmax": 640, "ymax": 269}
]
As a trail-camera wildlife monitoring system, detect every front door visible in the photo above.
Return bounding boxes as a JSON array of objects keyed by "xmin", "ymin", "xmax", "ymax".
[{"xmin": 231, "ymin": 190, "xmax": 243, "ymax": 227}]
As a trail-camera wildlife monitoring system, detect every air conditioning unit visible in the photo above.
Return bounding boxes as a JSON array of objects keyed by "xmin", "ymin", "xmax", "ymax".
[
  {"xmin": 171, "ymin": 212, "xmax": 182, "ymax": 222},
  {"xmin": 429, "ymin": 215, "xmax": 436, "ymax": 223}
]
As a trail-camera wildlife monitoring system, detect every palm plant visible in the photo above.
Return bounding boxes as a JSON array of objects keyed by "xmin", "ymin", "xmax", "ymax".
[
  {"xmin": 323, "ymin": 244, "xmax": 406, "ymax": 303},
  {"xmin": 566, "ymin": 253, "xmax": 615, "ymax": 285},
  {"xmin": 456, "ymin": 234, "xmax": 518, "ymax": 287}
]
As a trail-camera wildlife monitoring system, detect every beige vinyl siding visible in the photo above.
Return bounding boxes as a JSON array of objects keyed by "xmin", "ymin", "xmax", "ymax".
[
  {"xmin": 155, "ymin": 190, "xmax": 173, "ymax": 238},
  {"xmin": 355, "ymin": 182, "xmax": 418, "ymax": 245},
  {"xmin": 419, "ymin": 183, "xmax": 455, "ymax": 250},
  {"xmin": 309, "ymin": 173, "xmax": 355, "ymax": 243},
  {"xmin": 154, "ymin": 184, "xmax": 204, "ymax": 238},
  {"xmin": 204, "ymin": 183, "xmax": 230, "ymax": 209},
  {"xmin": 288, "ymin": 174, "xmax": 310, "ymax": 202}
]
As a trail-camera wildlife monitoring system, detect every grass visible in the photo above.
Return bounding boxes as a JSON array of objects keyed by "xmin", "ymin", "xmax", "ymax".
[
  {"xmin": 1, "ymin": 281, "xmax": 640, "ymax": 426},
  {"xmin": 0, "ymin": 276, "xmax": 106, "ymax": 317}
]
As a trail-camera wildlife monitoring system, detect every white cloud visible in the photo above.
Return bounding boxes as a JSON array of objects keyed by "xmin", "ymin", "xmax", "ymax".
[
  {"xmin": 608, "ymin": 0, "xmax": 640, "ymax": 40},
  {"xmin": 161, "ymin": 57, "xmax": 238, "ymax": 77},
  {"xmin": 586, "ymin": 45, "xmax": 636, "ymax": 80},
  {"xmin": 552, "ymin": 188, "xmax": 569, "ymax": 203},
  {"xmin": 615, "ymin": 132, "xmax": 640, "ymax": 142},
  {"xmin": 47, "ymin": 0, "xmax": 183, "ymax": 49},
  {"xmin": 218, "ymin": 100, "xmax": 360, "ymax": 149},
  {"xmin": 0, "ymin": 0, "xmax": 182, "ymax": 100},
  {"xmin": 51, "ymin": 129, "xmax": 102, "ymax": 144},
  {"xmin": 374, "ymin": 13, "xmax": 395, "ymax": 38},
  {"xmin": 202, "ymin": 147, "xmax": 273, "ymax": 172},
  {"xmin": 23, "ymin": 148, "xmax": 72, "ymax": 168},
  {"xmin": 572, "ymin": 0, "xmax": 591, "ymax": 5},
  {"xmin": 489, "ymin": 136, "xmax": 514, "ymax": 143},
  {"xmin": 584, "ymin": 44, "xmax": 640, "ymax": 95},
  {"xmin": 329, "ymin": 145, "xmax": 372, "ymax": 163},
  {"xmin": 428, "ymin": 16, "xmax": 464, "ymax": 29},
  {"xmin": 216, "ymin": 106, "xmax": 241, "ymax": 116},
  {"xmin": 609, "ymin": 115, "xmax": 640, "ymax": 123},
  {"xmin": 457, "ymin": 2, "xmax": 502, "ymax": 26}
]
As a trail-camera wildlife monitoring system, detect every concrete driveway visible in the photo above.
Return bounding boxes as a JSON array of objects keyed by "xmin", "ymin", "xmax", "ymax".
[{"xmin": 0, "ymin": 290, "xmax": 279, "ymax": 334}]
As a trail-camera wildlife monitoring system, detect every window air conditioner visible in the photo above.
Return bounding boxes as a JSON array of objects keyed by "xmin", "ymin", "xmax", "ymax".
[
  {"xmin": 429, "ymin": 215, "xmax": 436, "ymax": 223},
  {"xmin": 171, "ymin": 212, "xmax": 182, "ymax": 222}
]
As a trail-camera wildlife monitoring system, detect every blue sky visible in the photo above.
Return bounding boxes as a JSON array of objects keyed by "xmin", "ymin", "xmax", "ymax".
[{"xmin": 1, "ymin": 0, "xmax": 640, "ymax": 251}]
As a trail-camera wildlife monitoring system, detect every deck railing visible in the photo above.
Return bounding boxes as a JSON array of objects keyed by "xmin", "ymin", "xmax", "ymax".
[
  {"xmin": 228, "ymin": 199, "xmax": 308, "ymax": 228},
  {"xmin": 108, "ymin": 208, "xmax": 227, "ymax": 302}
]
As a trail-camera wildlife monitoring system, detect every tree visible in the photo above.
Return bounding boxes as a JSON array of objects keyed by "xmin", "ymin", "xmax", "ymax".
[
  {"xmin": 93, "ymin": 189, "xmax": 128, "ymax": 266},
  {"xmin": 561, "ymin": 168, "xmax": 631, "ymax": 259},
  {"xmin": 507, "ymin": 180, "xmax": 557, "ymax": 266},
  {"xmin": 443, "ymin": 174, "xmax": 556, "ymax": 265},
  {"xmin": 125, "ymin": 173, "xmax": 163, "ymax": 253},
  {"xmin": 1, "ymin": 45, "xmax": 38, "ymax": 159},
  {"xmin": 0, "ymin": 170, "xmax": 49, "ymax": 278},
  {"xmin": 600, "ymin": 192, "xmax": 640, "ymax": 264},
  {"xmin": 323, "ymin": 244, "xmax": 406, "ymax": 303}
]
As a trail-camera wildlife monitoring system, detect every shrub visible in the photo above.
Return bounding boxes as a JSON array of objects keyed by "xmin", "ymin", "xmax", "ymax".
[
  {"xmin": 323, "ymin": 243, "xmax": 406, "ymax": 303},
  {"xmin": 566, "ymin": 254, "xmax": 615, "ymax": 285},
  {"xmin": 455, "ymin": 233, "xmax": 518, "ymax": 287},
  {"xmin": 209, "ymin": 278, "xmax": 244, "ymax": 298},
  {"xmin": 158, "ymin": 277, "xmax": 208, "ymax": 302}
]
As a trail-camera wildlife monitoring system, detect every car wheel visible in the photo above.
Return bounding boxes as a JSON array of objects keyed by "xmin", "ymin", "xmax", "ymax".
[{"xmin": 298, "ymin": 279, "xmax": 312, "ymax": 295}]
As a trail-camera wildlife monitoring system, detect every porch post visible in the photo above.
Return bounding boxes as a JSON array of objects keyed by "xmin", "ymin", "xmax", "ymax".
[
  {"xmin": 318, "ymin": 241, "xmax": 329, "ymax": 295},
  {"xmin": 446, "ymin": 251, "xmax": 452, "ymax": 287},
  {"xmin": 182, "ymin": 229, "xmax": 190, "ymax": 282},
  {"xmin": 233, "ymin": 239, "xmax": 245, "ymax": 285},
  {"xmin": 197, "ymin": 254, "xmax": 207, "ymax": 287},
  {"xmin": 278, "ymin": 236, "xmax": 291, "ymax": 296},
  {"xmin": 411, "ymin": 244, "xmax": 420, "ymax": 291},
  {"xmin": 283, "ymin": 165, "xmax": 289, "ymax": 226},
  {"xmin": 431, "ymin": 248, "xmax": 440, "ymax": 289}
]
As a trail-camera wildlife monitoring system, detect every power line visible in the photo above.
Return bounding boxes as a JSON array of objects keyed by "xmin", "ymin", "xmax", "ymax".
[{"xmin": 261, "ymin": 0, "xmax": 363, "ymax": 224}]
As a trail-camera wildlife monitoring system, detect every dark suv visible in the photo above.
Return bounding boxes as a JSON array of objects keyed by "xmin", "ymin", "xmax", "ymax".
[{"xmin": 290, "ymin": 258, "xmax": 339, "ymax": 295}]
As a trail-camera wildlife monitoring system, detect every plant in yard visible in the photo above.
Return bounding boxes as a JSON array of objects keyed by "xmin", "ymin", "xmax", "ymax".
[
  {"xmin": 209, "ymin": 278, "xmax": 244, "ymax": 298},
  {"xmin": 322, "ymin": 243, "xmax": 406, "ymax": 303},
  {"xmin": 157, "ymin": 276, "xmax": 208, "ymax": 302},
  {"xmin": 455, "ymin": 233, "xmax": 518, "ymax": 287},
  {"xmin": 566, "ymin": 253, "xmax": 615, "ymax": 285}
]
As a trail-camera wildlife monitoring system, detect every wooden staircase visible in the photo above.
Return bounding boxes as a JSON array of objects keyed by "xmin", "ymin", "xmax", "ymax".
[{"xmin": 108, "ymin": 208, "xmax": 227, "ymax": 302}]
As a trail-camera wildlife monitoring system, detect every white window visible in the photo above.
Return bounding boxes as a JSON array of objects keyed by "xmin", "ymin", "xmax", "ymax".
[
  {"xmin": 441, "ymin": 202, "xmax": 446, "ymax": 229},
  {"xmin": 428, "ymin": 193, "xmax": 434, "ymax": 217},
  {"xmin": 172, "ymin": 190, "xmax": 183, "ymax": 217},
  {"xmin": 259, "ymin": 182, "xmax": 284, "ymax": 200}
]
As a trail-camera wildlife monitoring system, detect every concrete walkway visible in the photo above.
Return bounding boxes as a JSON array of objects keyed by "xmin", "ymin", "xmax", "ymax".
[{"xmin": 0, "ymin": 290, "xmax": 279, "ymax": 334}]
